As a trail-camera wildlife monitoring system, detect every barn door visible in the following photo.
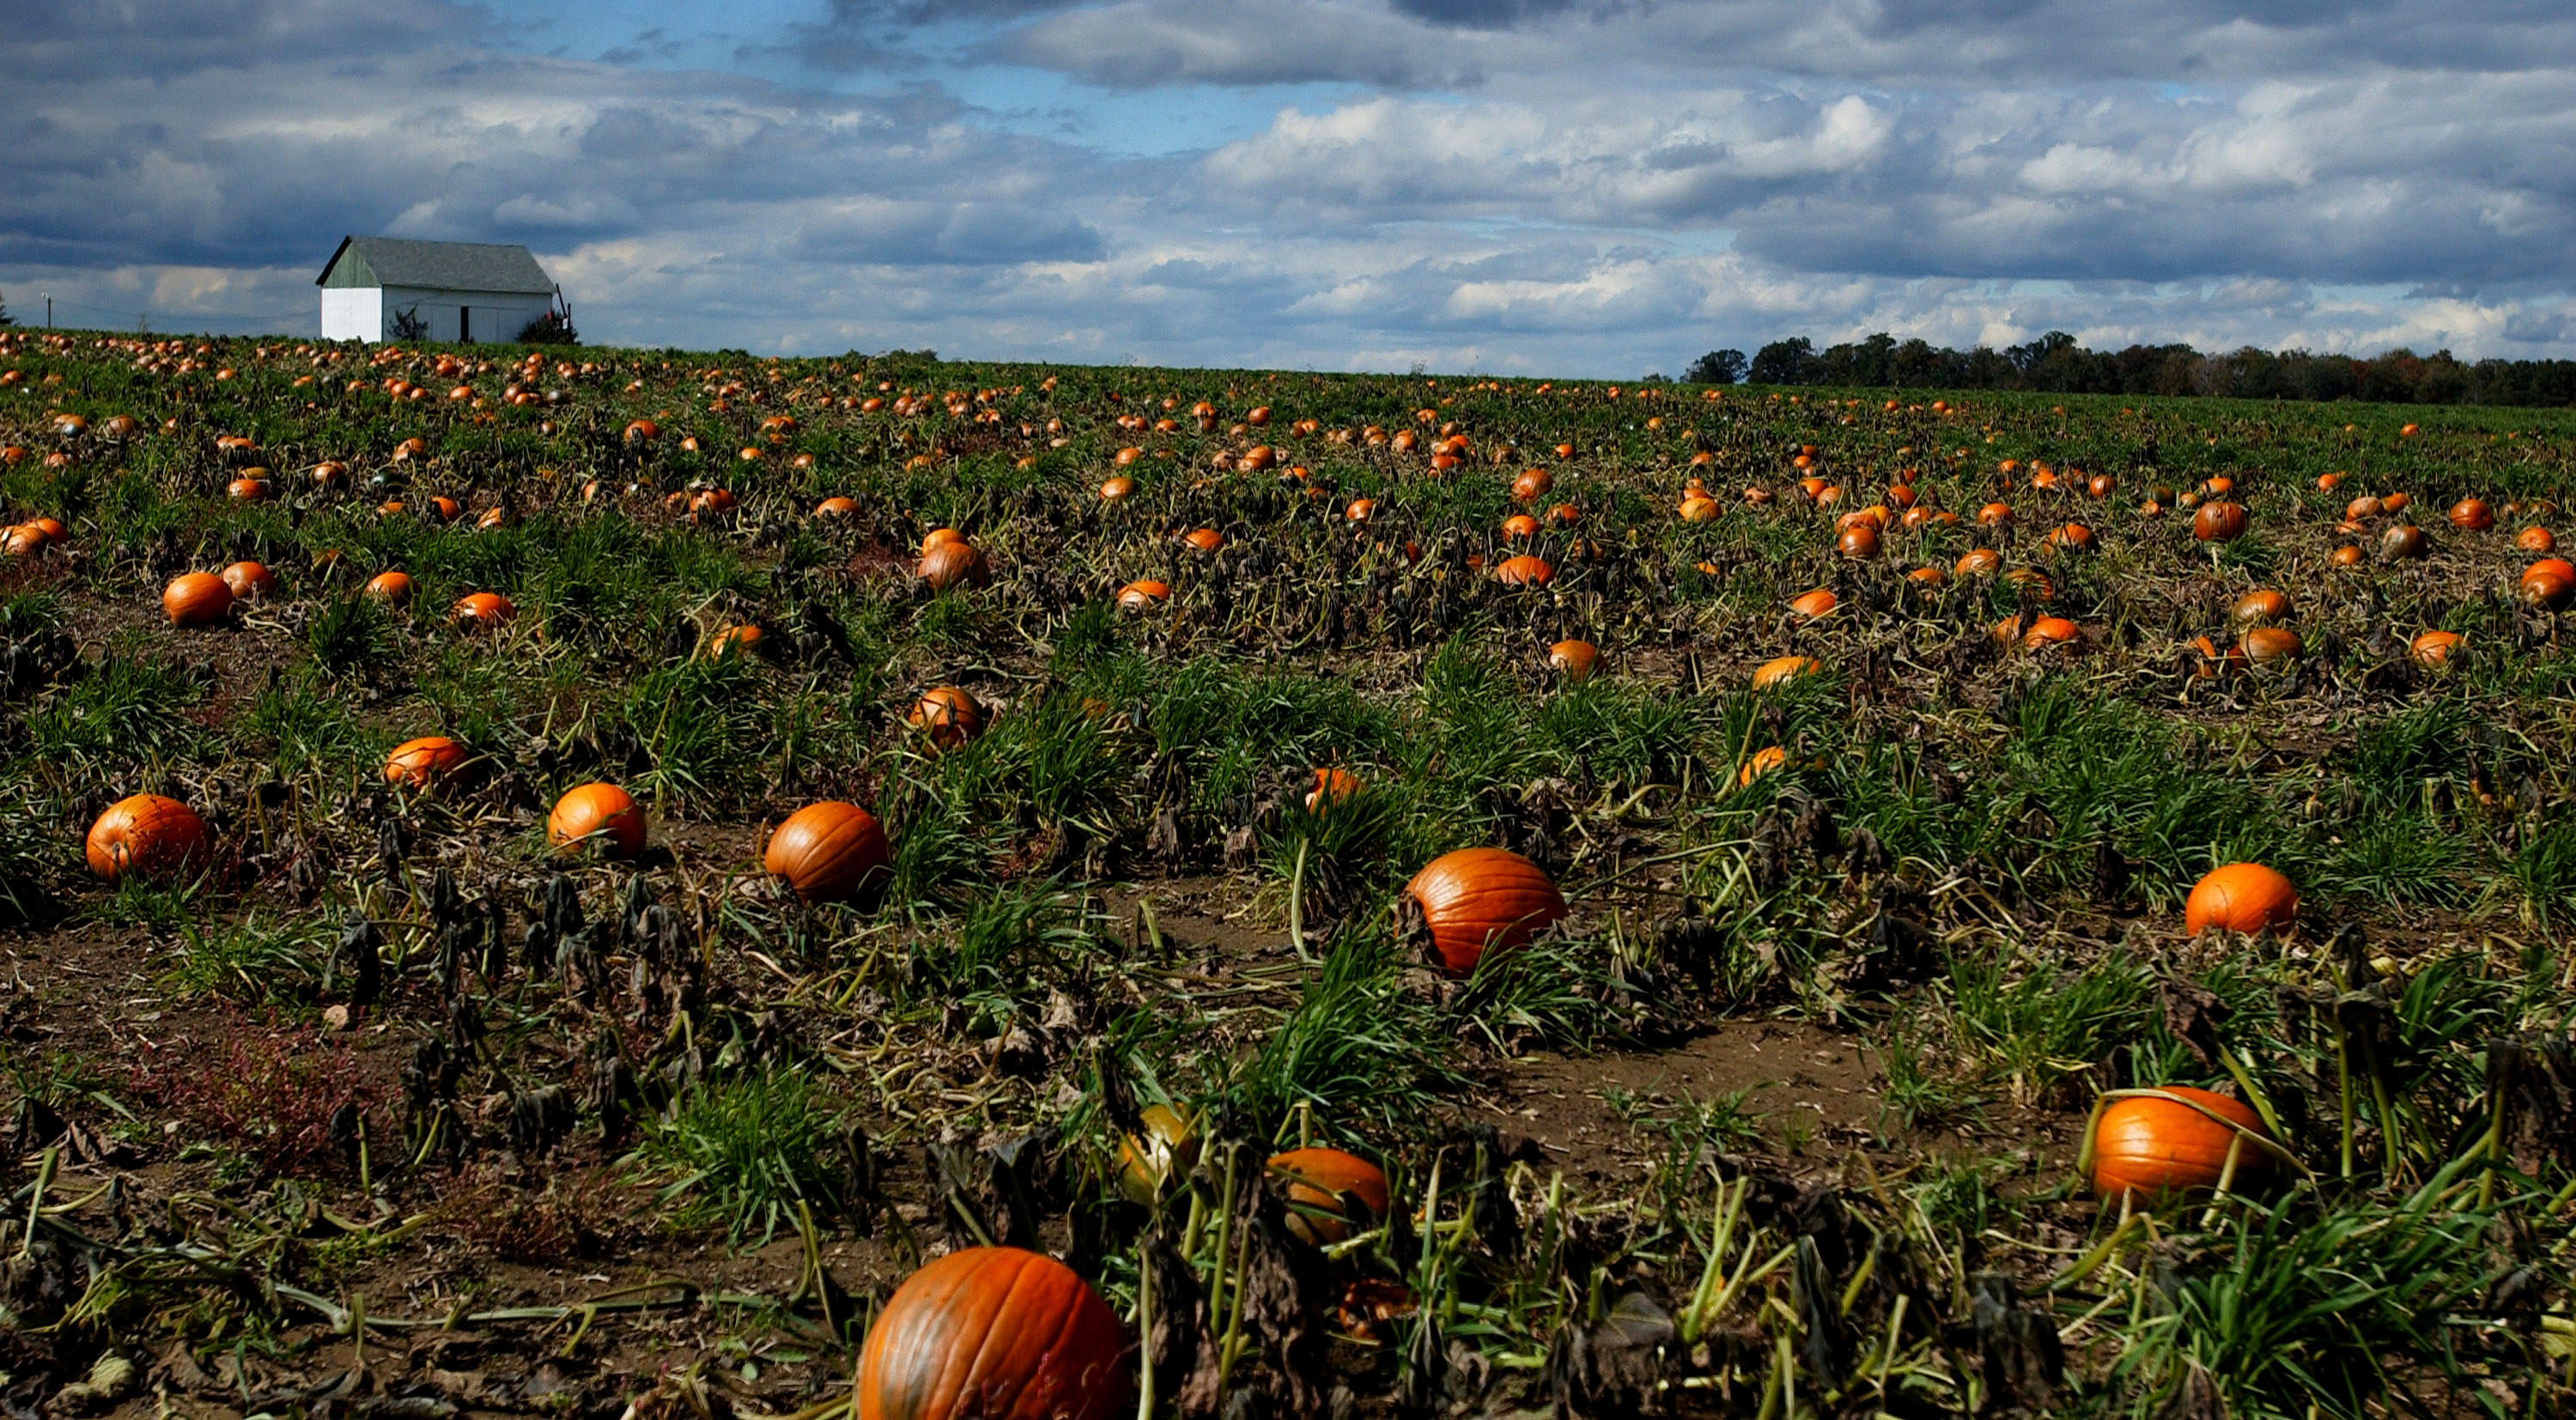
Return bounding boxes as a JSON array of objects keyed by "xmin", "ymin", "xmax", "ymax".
[{"xmin": 459, "ymin": 306, "xmax": 471, "ymax": 343}]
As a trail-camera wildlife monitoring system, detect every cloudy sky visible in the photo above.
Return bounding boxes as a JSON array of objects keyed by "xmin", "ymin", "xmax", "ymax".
[{"xmin": 3, "ymin": 0, "xmax": 2573, "ymax": 374}]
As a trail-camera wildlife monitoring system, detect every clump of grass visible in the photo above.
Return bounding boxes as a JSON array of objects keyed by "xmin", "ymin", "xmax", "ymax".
[
  {"xmin": 1226, "ymin": 931, "xmax": 1456, "ymax": 1140},
  {"xmin": 631, "ymin": 1069, "xmax": 851, "ymax": 1247},
  {"xmin": 307, "ymin": 593, "xmax": 391, "ymax": 677},
  {"xmin": 2104, "ymin": 1171, "xmax": 2513, "ymax": 1418},
  {"xmin": 27, "ymin": 643, "xmax": 205, "ymax": 772},
  {"xmin": 167, "ymin": 914, "xmax": 331, "ymax": 1006}
]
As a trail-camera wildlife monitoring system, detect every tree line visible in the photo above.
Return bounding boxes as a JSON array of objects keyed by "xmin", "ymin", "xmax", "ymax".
[{"xmin": 1682, "ymin": 332, "xmax": 2576, "ymax": 407}]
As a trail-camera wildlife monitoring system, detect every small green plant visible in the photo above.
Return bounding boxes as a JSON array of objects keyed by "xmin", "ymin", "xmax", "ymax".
[{"xmin": 632, "ymin": 1069, "xmax": 850, "ymax": 1247}]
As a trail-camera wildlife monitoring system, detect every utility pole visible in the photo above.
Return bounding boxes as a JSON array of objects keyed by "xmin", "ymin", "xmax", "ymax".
[{"xmin": 44, "ymin": 294, "xmax": 51, "ymax": 329}]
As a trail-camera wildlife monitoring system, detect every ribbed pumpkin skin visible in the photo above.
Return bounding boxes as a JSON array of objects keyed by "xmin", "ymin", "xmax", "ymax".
[
  {"xmin": 86, "ymin": 794, "xmax": 209, "ymax": 882},
  {"xmin": 385, "ymin": 736, "xmax": 468, "ymax": 788},
  {"xmin": 1494, "ymin": 555, "xmax": 1552, "ymax": 586},
  {"xmin": 764, "ymin": 802, "xmax": 890, "ymax": 902},
  {"xmin": 1407, "ymin": 847, "xmax": 1567, "ymax": 974},
  {"xmin": 1267, "ymin": 1148, "xmax": 1391, "ymax": 1246},
  {"xmin": 919, "ymin": 541, "xmax": 988, "ymax": 591},
  {"xmin": 549, "ymin": 783, "xmax": 647, "ymax": 859},
  {"xmin": 2184, "ymin": 863, "xmax": 2299, "ymax": 935},
  {"xmin": 855, "ymin": 1247, "xmax": 1127, "ymax": 1420},
  {"xmin": 2092, "ymin": 1087, "xmax": 2272, "ymax": 1203}
]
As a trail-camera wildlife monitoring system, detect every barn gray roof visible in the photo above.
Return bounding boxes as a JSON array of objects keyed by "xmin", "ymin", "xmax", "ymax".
[{"xmin": 316, "ymin": 237, "xmax": 555, "ymax": 295}]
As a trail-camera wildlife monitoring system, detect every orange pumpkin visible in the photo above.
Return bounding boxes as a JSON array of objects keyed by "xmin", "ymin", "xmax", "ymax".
[
  {"xmin": 3, "ymin": 525, "xmax": 45, "ymax": 557},
  {"xmin": 910, "ymin": 687, "xmax": 985, "ymax": 750},
  {"xmin": 704, "ymin": 624, "xmax": 762, "ymax": 660},
  {"xmin": 2233, "ymin": 590, "xmax": 2289, "ymax": 625},
  {"xmin": 1547, "ymin": 640, "xmax": 1600, "ymax": 680},
  {"xmin": 85, "ymin": 793, "xmax": 209, "ymax": 882},
  {"xmin": 2184, "ymin": 863, "xmax": 2298, "ymax": 935},
  {"xmin": 921, "ymin": 528, "xmax": 969, "ymax": 553},
  {"xmin": 1954, "ymin": 548, "xmax": 2001, "ymax": 577},
  {"xmin": 2091, "ymin": 1087, "xmax": 2275, "ymax": 1204},
  {"xmin": 1836, "ymin": 523, "xmax": 1880, "ymax": 559},
  {"xmin": 2409, "ymin": 630, "xmax": 2461, "ymax": 666},
  {"xmin": 2516, "ymin": 526, "xmax": 2555, "ymax": 554},
  {"xmin": 1494, "ymin": 555, "xmax": 1553, "ymax": 587},
  {"xmin": 764, "ymin": 802, "xmax": 890, "ymax": 902},
  {"xmin": 1268, "ymin": 1148, "xmax": 1391, "ymax": 1247},
  {"xmin": 1678, "ymin": 496, "xmax": 1721, "ymax": 523},
  {"xmin": 2448, "ymin": 498, "xmax": 2494, "ymax": 531},
  {"xmin": 1291, "ymin": 768, "xmax": 1361, "ymax": 816},
  {"xmin": 816, "ymin": 496, "xmax": 859, "ymax": 518},
  {"xmin": 2021, "ymin": 616, "xmax": 2079, "ymax": 649},
  {"xmin": 1751, "ymin": 654, "xmax": 1820, "ymax": 689},
  {"xmin": 1115, "ymin": 580, "xmax": 1170, "ymax": 610},
  {"xmin": 2379, "ymin": 524, "xmax": 2427, "ymax": 561},
  {"xmin": 1510, "ymin": 469, "xmax": 1552, "ymax": 504},
  {"xmin": 2239, "ymin": 627, "xmax": 2302, "ymax": 664},
  {"xmin": 1182, "ymin": 527, "xmax": 1224, "ymax": 553},
  {"xmin": 220, "ymin": 561, "xmax": 276, "ymax": 600},
  {"xmin": 1098, "ymin": 476, "xmax": 1135, "ymax": 503},
  {"xmin": 385, "ymin": 736, "xmax": 469, "ymax": 789},
  {"xmin": 1789, "ymin": 589, "xmax": 1837, "ymax": 619},
  {"xmin": 919, "ymin": 540, "xmax": 989, "ymax": 591},
  {"xmin": 163, "ymin": 573, "xmax": 234, "ymax": 628},
  {"xmin": 365, "ymin": 570, "xmax": 414, "ymax": 604},
  {"xmin": 2192, "ymin": 501, "xmax": 2248, "ymax": 543},
  {"xmin": 1737, "ymin": 745, "xmax": 1788, "ymax": 787},
  {"xmin": 854, "ymin": 1247, "xmax": 1128, "ymax": 1420},
  {"xmin": 453, "ymin": 592, "xmax": 515, "ymax": 628},
  {"xmin": 549, "ymin": 783, "xmax": 647, "ymax": 859},
  {"xmin": 1406, "ymin": 847, "xmax": 1566, "ymax": 974},
  {"xmin": 2520, "ymin": 559, "xmax": 2576, "ymax": 610}
]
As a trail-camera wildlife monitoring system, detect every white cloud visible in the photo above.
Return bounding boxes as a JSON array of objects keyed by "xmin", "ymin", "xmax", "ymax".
[{"xmin": 1, "ymin": 0, "xmax": 2573, "ymax": 372}]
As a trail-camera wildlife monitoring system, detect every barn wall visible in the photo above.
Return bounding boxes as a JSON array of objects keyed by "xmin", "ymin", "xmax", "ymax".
[
  {"xmin": 376, "ymin": 287, "xmax": 557, "ymax": 344},
  {"xmin": 320, "ymin": 287, "xmax": 382, "ymax": 343}
]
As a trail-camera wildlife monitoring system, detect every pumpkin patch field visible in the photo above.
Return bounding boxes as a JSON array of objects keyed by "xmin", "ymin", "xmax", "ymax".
[{"xmin": 1, "ymin": 330, "xmax": 2573, "ymax": 1417}]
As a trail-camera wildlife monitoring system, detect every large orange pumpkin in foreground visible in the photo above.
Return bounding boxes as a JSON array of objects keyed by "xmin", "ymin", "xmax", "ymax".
[
  {"xmin": 2183, "ymin": 863, "xmax": 2298, "ymax": 936},
  {"xmin": 2091, "ymin": 1086, "xmax": 2275, "ymax": 1204},
  {"xmin": 1406, "ymin": 847, "xmax": 1567, "ymax": 974},
  {"xmin": 86, "ymin": 794, "xmax": 209, "ymax": 882},
  {"xmin": 1268, "ymin": 1147, "xmax": 1391, "ymax": 1247},
  {"xmin": 854, "ymin": 1247, "xmax": 1127, "ymax": 1420},
  {"xmin": 163, "ymin": 573, "xmax": 234, "ymax": 627},
  {"xmin": 549, "ymin": 783, "xmax": 647, "ymax": 859},
  {"xmin": 764, "ymin": 802, "xmax": 890, "ymax": 902},
  {"xmin": 384, "ymin": 736, "xmax": 469, "ymax": 789}
]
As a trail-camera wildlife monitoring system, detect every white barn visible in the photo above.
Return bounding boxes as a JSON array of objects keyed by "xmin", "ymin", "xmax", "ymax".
[{"xmin": 317, "ymin": 237, "xmax": 560, "ymax": 344}]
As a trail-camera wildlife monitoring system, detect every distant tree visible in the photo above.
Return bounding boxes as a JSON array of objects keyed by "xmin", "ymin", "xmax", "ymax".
[
  {"xmin": 1748, "ymin": 337, "xmax": 1819, "ymax": 385},
  {"xmin": 388, "ymin": 305, "xmax": 430, "ymax": 342},
  {"xmin": 516, "ymin": 304, "xmax": 580, "ymax": 345},
  {"xmin": 1685, "ymin": 349, "xmax": 1747, "ymax": 385},
  {"xmin": 0, "ymin": 290, "xmax": 12, "ymax": 326}
]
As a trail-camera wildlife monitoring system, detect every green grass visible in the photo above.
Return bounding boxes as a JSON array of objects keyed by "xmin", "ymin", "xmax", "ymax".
[{"xmin": 630, "ymin": 1069, "xmax": 852, "ymax": 1247}]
